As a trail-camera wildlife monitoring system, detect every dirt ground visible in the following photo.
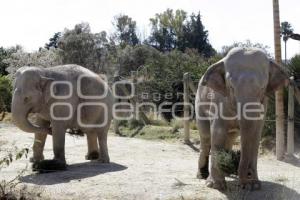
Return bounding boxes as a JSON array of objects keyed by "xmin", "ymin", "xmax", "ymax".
[{"xmin": 1, "ymin": 123, "xmax": 300, "ymax": 200}]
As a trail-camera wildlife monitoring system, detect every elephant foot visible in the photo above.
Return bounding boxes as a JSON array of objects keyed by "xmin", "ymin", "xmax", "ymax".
[
  {"xmin": 32, "ymin": 159, "xmax": 67, "ymax": 173},
  {"xmin": 85, "ymin": 151, "xmax": 100, "ymax": 160},
  {"xmin": 205, "ymin": 179, "xmax": 226, "ymax": 191},
  {"xmin": 98, "ymin": 156, "xmax": 110, "ymax": 163},
  {"xmin": 239, "ymin": 180, "xmax": 261, "ymax": 191},
  {"xmin": 29, "ymin": 155, "xmax": 44, "ymax": 163},
  {"xmin": 197, "ymin": 162, "xmax": 209, "ymax": 179},
  {"xmin": 197, "ymin": 169, "xmax": 209, "ymax": 179}
]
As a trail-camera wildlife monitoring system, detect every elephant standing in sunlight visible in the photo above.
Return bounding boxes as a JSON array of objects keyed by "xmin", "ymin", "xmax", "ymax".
[
  {"xmin": 12, "ymin": 65, "xmax": 114, "ymax": 171},
  {"xmin": 195, "ymin": 48, "xmax": 288, "ymax": 190}
]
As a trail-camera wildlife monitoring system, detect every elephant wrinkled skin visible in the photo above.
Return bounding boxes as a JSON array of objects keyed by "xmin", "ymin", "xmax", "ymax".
[
  {"xmin": 195, "ymin": 48, "xmax": 287, "ymax": 190},
  {"xmin": 12, "ymin": 65, "xmax": 113, "ymax": 171}
]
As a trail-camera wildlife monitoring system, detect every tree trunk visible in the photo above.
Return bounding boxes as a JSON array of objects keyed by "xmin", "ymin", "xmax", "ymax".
[{"xmin": 273, "ymin": 0, "xmax": 285, "ymax": 160}]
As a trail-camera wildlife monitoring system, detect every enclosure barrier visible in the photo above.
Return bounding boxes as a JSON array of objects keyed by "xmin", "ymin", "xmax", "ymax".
[
  {"xmin": 287, "ymin": 77, "xmax": 295, "ymax": 155},
  {"xmin": 183, "ymin": 73, "xmax": 191, "ymax": 144},
  {"xmin": 112, "ymin": 75, "xmax": 150, "ymax": 136}
]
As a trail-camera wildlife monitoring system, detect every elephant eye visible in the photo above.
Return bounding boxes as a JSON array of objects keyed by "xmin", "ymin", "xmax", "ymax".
[{"xmin": 24, "ymin": 96, "xmax": 31, "ymax": 103}]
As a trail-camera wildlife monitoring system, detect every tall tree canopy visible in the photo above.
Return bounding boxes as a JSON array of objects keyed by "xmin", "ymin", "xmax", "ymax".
[
  {"xmin": 147, "ymin": 9, "xmax": 215, "ymax": 57},
  {"xmin": 45, "ymin": 32, "xmax": 61, "ymax": 49},
  {"xmin": 58, "ymin": 23, "xmax": 111, "ymax": 73},
  {"xmin": 281, "ymin": 21, "xmax": 294, "ymax": 42},
  {"xmin": 0, "ymin": 47, "xmax": 10, "ymax": 76},
  {"xmin": 0, "ymin": 46, "xmax": 20, "ymax": 76},
  {"xmin": 178, "ymin": 13, "xmax": 215, "ymax": 57},
  {"xmin": 148, "ymin": 9, "xmax": 186, "ymax": 52},
  {"xmin": 112, "ymin": 14, "xmax": 140, "ymax": 48}
]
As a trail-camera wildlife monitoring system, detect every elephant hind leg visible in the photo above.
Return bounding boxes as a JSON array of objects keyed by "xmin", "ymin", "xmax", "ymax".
[
  {"xmin": 96, "ymin": 122, "xmax": 111, "ymax": 163},
  {"xmin": 85, "ymin": 132, "xmax": 100, "ymax": 160},
  {"xmin": 197, "ymin": 120, "xmax": 211, "ymax": 179}
]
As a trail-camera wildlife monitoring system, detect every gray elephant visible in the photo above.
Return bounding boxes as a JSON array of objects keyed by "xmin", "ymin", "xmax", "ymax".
[
  {"xmin": 195, "ymin": 48, "xmax": 287, "ymax": 190},
  {"xmin": 12, "ymin": 64, "xmax": 113, "ymax": 170}
]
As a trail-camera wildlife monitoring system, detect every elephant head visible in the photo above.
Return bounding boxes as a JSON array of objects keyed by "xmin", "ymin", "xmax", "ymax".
[
  {"xmin": 12, "ymin": 67, "xmax": 53, "ymax": 134},
  {"xmin": 201, "ymin": 48, "xmax": 288, "ymax": 107}
]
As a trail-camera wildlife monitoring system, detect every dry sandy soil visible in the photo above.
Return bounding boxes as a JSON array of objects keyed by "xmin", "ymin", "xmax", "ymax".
[{"xmin": 1, "ymin": 123, "xmax": 300, "ymax": 200}]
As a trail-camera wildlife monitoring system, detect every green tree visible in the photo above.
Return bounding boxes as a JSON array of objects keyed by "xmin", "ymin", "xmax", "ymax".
[
  {"xmin": 139, "ymin": 50, "xmax": 220, "ymax": 120},
  {"xmin": 113, "ymin": 15, "xmax": 139, "ymax": 48},
  {"xmin": 45, "ymin": 32, "xmax": 61, "ymax": 49},
  {"xmin": 281, "ymin": 21, "xmax": 294, "ymax": 42},
  {"xmin": 148, "ymin": 9, "xmax": 187, "ymax": 52},
  {"xmin": 147, "ymin": 9, "xmax": 215, "ymax": 57},
  {"xmin": 5, "ymin": 47, "xmax": 62, "ymax": 79},
  {"xmin": 0, "ymin": 76, "xmax": 12, "ymax": 112},
  {"xmin": 288, "ymin": 54, "xmax": 300, "ymax": 79},
  {"xmin": 58, "ymin": 23, "xmax": 112, "ymax": 73},
  {"xmin": 0, "ymin": 47, "xmax": 9, "ymax": 76},
  {"xmin": 281, "ymin": 21, "xmax": 294, "ymax": 63},
  {"xmin": 113, "ymin": 45, "xmax": 159, "ymax": 77},
  {"xmin": 0, "ymin": 46, "xmax": 20, "ymax": 76},
  {"xmin": 178, "ymin": 12, "xmax": 215, "ymax": 57}
]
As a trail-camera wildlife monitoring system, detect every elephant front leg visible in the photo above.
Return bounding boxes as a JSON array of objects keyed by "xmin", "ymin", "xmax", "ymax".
[
  {"xmin": 52, "ymin": 123, "xmax": 66, "ymax": 163},
  {"xmin": 197, "ymin": 120, "xmax": 211, "ymax": 179},
  {"xmin": 30, "ymin": 118, "xmax": 49, "ymax": 163},
  {"xmin": 31, "ymin": 132, "xmax": 47, "ymax": 162},
  {"xmin": 238, "ymin": 122, "xmax": 263, "ymax": 190},
  {"xmin": 238, "ymin": 141, "xmax": 261, "ymax": 190},
  {"xmin": 85, "ymin": 132, "xmax": 100, "ymax": 160},
  {"xmin": 206, "ymin": 121, "xmax": 227, "ymax": 190},
  {"xmin": 33, "ymin": 123, "xmax": 67, "ymax": 172}
]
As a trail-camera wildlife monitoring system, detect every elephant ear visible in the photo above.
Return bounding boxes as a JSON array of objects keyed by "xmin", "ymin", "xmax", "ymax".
[
  {"xmin": 266, "ymin": 61, "xmax": 289, "ymax": 93},
  {"xmin": 201, "ymin": 61, "xmax": 227, "ymax": 96},
  {"xmin": 38, "ymin": 76, "xmax": 55, "ymax": 103}
]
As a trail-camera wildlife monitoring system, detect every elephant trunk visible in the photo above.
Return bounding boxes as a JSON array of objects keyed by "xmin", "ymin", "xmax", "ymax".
[
  {"xmin": 11, "ymin": 95, "xmax": 50, "ymax": 134},
  {"xmin": 237, "ymin": 99, "xmax": 264, "ymax": 178}
]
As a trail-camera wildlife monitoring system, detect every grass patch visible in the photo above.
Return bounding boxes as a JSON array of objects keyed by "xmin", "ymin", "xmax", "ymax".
[
  {"xmin": 117, "ymin": 123, "xmax": 200, "ymax": 142},
  {"xmin": 119, "ymin": 125, "xmax": 180, "ymax": 140}
]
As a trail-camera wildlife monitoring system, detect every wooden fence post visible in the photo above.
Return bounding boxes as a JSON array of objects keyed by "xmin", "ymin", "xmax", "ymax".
[
  {"xmin": 183, "ymin": 73, "xmax": 191, "ymax": 144},
  {"xmin": 287, "ymin": 78, "xmax": 295, "ymax": 155},
  {"xmin": 113, "ymin": 75, "xmax": 121, "ymax": 135}
]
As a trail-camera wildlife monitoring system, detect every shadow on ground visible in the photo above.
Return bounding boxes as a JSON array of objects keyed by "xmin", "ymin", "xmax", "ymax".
[
  {"xmin": 283, "ymin": 154, "xmax": 300, "ymax": 168},
  {"xmin": 223, "ymin": 180, "xmax": 300, "ymax": 200},
  {"xmin": 20, "ymin": 162, "xmax": 127, "ymax": 185}
]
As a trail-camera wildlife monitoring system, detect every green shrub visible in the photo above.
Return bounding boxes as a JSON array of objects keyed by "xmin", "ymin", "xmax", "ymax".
[
  {"xmin": 128, "ymin": 118, "xmax": 144, "ymax": 130},
  {"xmin": 0, "ymin": 76, "xmax": 12, "ymax": 112},
  {"xmin": 215, "ymin": 149, "xmax": 240, "ymax": 176},
  {"xmin": 262, "ymin": 96, "xmax": 276, "ymax": 137}
]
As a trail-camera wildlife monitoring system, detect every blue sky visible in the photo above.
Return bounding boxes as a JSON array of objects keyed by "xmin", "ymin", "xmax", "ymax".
[{"xmin": 1, "ymin": 0, "xmax": 299, "ymax": 58}]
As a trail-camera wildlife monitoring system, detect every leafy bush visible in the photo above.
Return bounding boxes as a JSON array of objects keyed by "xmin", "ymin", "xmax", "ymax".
[
  {"xmin": 0, "ymin": 147, "xmax": 29, "ymax": 200},
  {"xmin": 0, "ymin": 76, "xmax": 12, "ymax": 112},
  {"xmin": 215, "ymin": 149, "xmax": 240, "ymax": 176},
  {"xmin": 262, "ymin": 96, "xmax": 276, "ymax": 137},
  {"xmin": 137, "ymin": 49, "xmax": 221, "ymax": 121},
  {"xmin": 5, "ymin": 48, "xmax": 62, "ymax": 79}
]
